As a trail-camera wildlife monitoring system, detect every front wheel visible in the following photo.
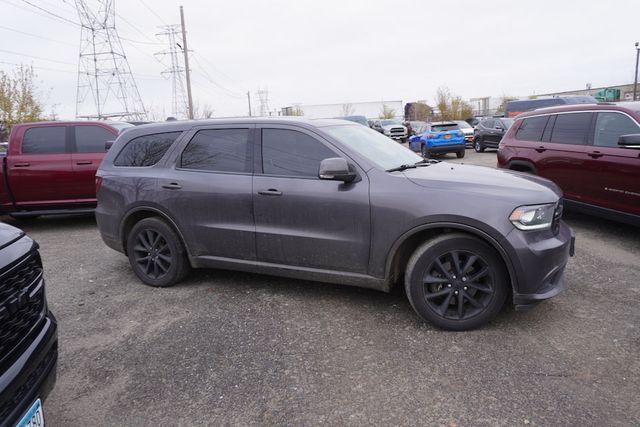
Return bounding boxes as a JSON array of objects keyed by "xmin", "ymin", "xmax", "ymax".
[
  {"xmin": 474, "ymin": 138, "xmax": 485, "ymax": 153},
  {"xmin": 127, "ymin": 217, "xmax": 190, "ymax": 287},
  {"xmin": 405, "ymin": 233, "xmax": 508, "ymax": 331}
]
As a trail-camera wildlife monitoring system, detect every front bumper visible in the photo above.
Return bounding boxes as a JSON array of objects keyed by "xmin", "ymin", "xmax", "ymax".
[
  {"xmin": 464, "ymin": 135, "xmax": 474, "ymax": 147},
  {"xmin": 0, "ymin": 313, "xmax": 58, "ymax": 427},
  {"xmin": 507, "ymin": 222, "xmax": 575, "ymax": 310}
]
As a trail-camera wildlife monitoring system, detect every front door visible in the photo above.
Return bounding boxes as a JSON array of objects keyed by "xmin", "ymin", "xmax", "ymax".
[
  {"xmin": 7, "ymin": 124, "xmax": 74, "ymax": 207},
  {"xmin": 253, "ymin": 126, "xmax": 371, "ymax": 274},
  {"xmin": 158, "ymin": 126, "xmax": 256, "ymax": 260},
  {"xmin": 71, "ymin": 124, "xmax": 117, "ymax": 202}
]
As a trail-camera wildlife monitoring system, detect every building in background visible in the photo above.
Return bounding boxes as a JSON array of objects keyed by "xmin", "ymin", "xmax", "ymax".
[
  {"xmin": 281, "ymin": 100, "xmax": 403, "ymax": 119},
  {"xmin": 535, "ymin": 83, "xmax": 636, "ymax": 102},
  {"xmin": 469, "ymin": 97, "xmax": 504, "ymax": 117}
]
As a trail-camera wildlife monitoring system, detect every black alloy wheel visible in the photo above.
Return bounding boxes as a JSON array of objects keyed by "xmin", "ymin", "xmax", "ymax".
[
  {"xmin": 133, "ymin": 229, "xmax": 172, "ymax": 280},
  {"xmin": 474, "ymin": 138, "xmax": 485, "ymax": 153}
]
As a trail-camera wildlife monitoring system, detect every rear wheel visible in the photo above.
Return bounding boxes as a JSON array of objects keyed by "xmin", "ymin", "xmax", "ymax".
[
  {"xmin": 474, "ymin": 138, "xmax": 485, "ymax": 153},
  {"xmin": 126, "ymin": 217, "xmax": 190, "ymax": 287},
  {"xmin": 421, "ymin": 144, "xmax": 431, "ymax": 158},
  {"xmin": 405, "ymin": 233, "xmax": 508, "ymax": 330},
  {"xmin": 456, "ymin": 150, "xmax": 465, "ymax": 159}
]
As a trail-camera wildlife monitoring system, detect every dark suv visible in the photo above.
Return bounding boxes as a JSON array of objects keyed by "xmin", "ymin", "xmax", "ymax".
[
  {"xmin": 498, "ymin": 103, "xmax": 640, "ymax": 225},
  {"xmin": 96, "ymin": 118, "xmax": 574, "ymax": 330},
  {"xmin": 0, "ymin": 223, "xmax": 57, "ymax": 426},
  {"xmin": 473, "ymin": 117, "xmax": 514, "ymax": 152}
]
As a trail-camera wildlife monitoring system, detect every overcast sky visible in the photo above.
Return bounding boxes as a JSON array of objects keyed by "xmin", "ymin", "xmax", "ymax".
[{"xmin": 2, "ymin": 0, "xmax": 639, "ymax": 119}]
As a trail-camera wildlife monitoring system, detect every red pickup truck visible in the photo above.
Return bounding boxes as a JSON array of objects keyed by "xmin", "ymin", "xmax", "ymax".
[{"xmin": 0, "ymin": 121, "xmax": 132, "ymax": 218}]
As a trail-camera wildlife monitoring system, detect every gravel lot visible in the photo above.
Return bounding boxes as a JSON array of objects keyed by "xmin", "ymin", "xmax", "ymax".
[{"xmin": 5, "ymin": 149, "xmax": 639, "ymax": 425}]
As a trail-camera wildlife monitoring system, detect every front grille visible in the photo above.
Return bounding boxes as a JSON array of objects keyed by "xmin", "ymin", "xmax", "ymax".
[
  {"xmin": 552, "ymin": 200, "xmax": 563, "ymax": 235},
  {"xmin": 389, "ymin": 127, "xmax": 405, "ymax": 136},
  {"xmin": 0, "ymin": 252, "xmax": 45, "ymax": 362}
]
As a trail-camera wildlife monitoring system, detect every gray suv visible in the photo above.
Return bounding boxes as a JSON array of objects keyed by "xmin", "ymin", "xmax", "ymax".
[{"xmin": 96, "ymin": 118, "xmax": 575, "ymax": 330}]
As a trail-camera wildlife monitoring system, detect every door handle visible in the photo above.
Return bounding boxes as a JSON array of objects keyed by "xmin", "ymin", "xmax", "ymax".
[
  {"xmin": 535, "ymin": 146, "xmax": 546, "ymax": 153},
  {"xmin": 75, "ymin": 161, "xmax": 92, "ymax": 165},
  {"xmin": 162, "ymin": 182, "xmax": 182, "ymax": 190},
  {"xmin": 258, "ymin": 189, "xmax": 283, "ymax": 196},
  {"xmin": 13, "ymin": 162, "xmax": 30, "ymax": 167},
  {"xmin": 588, "ymin": 151, "xmax": 603, "ymax": 159}
]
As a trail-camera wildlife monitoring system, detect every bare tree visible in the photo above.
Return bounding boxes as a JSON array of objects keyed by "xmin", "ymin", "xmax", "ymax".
[
  {"xmin": 435, "ymin": 87, "xmax": 473, "ymax": 121},
  {"xmin": 379, "ymin": 104, "xmax": 396, "ymax": 119},
  {"xmin": 192, "ymin": 101, "xmax": 214, "ymax": 119},
  {"xmin": 0, "ymin": 65, "xmax": 44, "ymax": 133},
  {"xmin": 289, "ymin": 105, "xmax": 304, "ymax": 116},
  {"xmin": 341, "ymin": 103, "xmax": 355, "ymax": 116}
]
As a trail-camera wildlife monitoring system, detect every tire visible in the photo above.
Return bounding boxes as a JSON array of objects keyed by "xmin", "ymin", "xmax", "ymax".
[
  {"xmin": 126, "ymin": 217, "xmax": 190, "ymax": 287},
  {"xmin": 474, "ymin": 138, "xmax": 485, "ymax": 153},
  {"xmin": 456, "ymin": 150, "xmax": 465, "ymax": 159},
  {"xmin": 404, "ymin": 233, "xmax": 508, "ymax": 331},
  {"xmin": 421, "ymin": 144, "xmax": 431, "ymax": 158}
]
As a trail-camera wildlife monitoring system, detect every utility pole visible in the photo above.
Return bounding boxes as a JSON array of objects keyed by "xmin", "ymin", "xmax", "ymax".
[
  {"xmin": 156, "ymin": 25, "xmax": 188, "ymax": 119},
  {"xmin": 180, "ymin": 6, "xmax": 194, "ymax": 119},
  {"xmin": 634, "ymin": 42, "xmax": 639, "ymax": 101},
  {"xmin": 247, "ymin": 91, "xmax": 252, "ymax": 116}
]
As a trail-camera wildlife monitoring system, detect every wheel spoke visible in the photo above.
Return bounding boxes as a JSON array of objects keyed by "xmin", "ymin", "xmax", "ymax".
[
  {"xmin": 423, "ymin": 274, "xmax": 449, "ymax": 285},
  {"xmin": 434, "ymin": 258, "xmax": 453, "ymax": 280},
  {"xmin": 437, "ymin": 291, "xmax": 453, "ymax": 315},
  {"xmin": 138, "ymin": 233, "xmax": 150, "ymax": 249},
  {"xmin": 156, "ymin": 258, "xmax": 169, "ymax": 273},
  {"xmin": 464, "ymin": 291, "xmax": 483, "ymax": 308},
  {"xmin": 146, "ymin": 231, "xmax": 155, "ymax": 249},
  {"xmin": 457, "ymin": 293, "xmax": 465, "ymax": 318},
  {"xmin": 425, "ymin": 288, "xmax": 451, "ymax": 300},
  {"xmin": 461, "ymin": 255, "xmax": 477, "ymax": 276},
  {"xmin": 136, "ymin": 255, "xmax": 150, "ymax": 263},
  {"xmin": 157, "ymin": 253, "xmax": 171, "ymax": 263},
  {"xmin": 151, "ymin": 233, "xmax": 161, "ymax": 249},
  {"xmin": 450, "ymin": 251, "xmax": 462, "ymax": 276},
  {"xmin": 468, "ymin": 266, "xmax": 489, "ymax": 282},
  {"xmin": 133, "ymin": 244, "xmax": 148, "ymax": 254},
  {"xmin": 145, "ymin": 257, "xmax": 153, "ymax": 275},
  {"xmin": 466, "ymin": 282, "xmax": 492, "ymax": 293}
]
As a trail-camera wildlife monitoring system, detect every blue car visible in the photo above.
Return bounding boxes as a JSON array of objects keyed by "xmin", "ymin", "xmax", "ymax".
[{"xmin": 409, "ymin": 121, "xmax": 466, "ymax": 158}]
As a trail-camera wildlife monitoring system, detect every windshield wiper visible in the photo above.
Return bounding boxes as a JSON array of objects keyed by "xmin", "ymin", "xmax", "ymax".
[{"xmin": 386, "ymin": 164, "xmax": 417, "ymax": 172}]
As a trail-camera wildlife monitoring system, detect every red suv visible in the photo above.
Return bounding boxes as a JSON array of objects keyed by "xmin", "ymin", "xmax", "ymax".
[{"xmin": 498, "ymin": 103, "xmax": 640, "ymax": 225}]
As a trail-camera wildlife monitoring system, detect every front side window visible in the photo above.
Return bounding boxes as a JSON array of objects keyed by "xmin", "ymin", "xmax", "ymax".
[
  {"xmin": 481, "ymin": 119, "xmax": 495, "ymax": 129},
  {"xmin": 515, "ymin": 116, "xmax": 548, "ymax": 141},
  {"xmin": 550, "ymin": 112, "xmax": 592, "ymax": 145},
  {"xmin": 75, "ymin": 125, "xmax": 115, "ymax": 153},
  {"xmin": 594, "ymin": 112, "xmax": 640, "ymax": 148},
  {"xmin": 22, "ymin": 126, "xmax": 66, "ymax": 154},
  {"xmin": 262, "ymin": 129, "xmax": 336, "ymax": 177},
  {"xmin": 180, "ymin": 129, "xmax": 250, "ymax": 173},
  {"xmin": 114, "ymin": 132, "xmax": 182, "ymax": 167}
]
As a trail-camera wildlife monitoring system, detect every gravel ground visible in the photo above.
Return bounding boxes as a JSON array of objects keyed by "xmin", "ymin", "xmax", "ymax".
[{"xmin": 5, "ymin": 149, "xmax": 639, "ymax": 426}]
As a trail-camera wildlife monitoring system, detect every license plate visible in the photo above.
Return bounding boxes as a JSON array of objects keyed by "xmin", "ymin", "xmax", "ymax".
[
  {"xmin": 444, "ymin": 134, "xmax": 452, "ymax": 139},
  {"xmin": 16, "ymin": 399, "xmax": 44, "ymax": 427}
]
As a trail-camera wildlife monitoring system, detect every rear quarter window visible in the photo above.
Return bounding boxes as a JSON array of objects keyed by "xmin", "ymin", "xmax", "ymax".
[
  {"xmin": 515, "ymin": 116, "xmax": 549, "ymax": 141},
  {"xmin": 114, "ymin": 131, "xmax": 182, "ymax": 167}
]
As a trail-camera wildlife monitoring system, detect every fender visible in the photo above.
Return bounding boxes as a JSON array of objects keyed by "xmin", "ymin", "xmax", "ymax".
[{"xmin": 383, "ymin": 217, "xmax": 521, "ymax": 292}]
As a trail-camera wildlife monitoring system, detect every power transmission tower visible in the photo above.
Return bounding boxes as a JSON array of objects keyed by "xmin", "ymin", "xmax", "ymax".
[
  {"xmin": 156, "ymin": 25, "xmax": 187, "ymax": 119},
  {"xmin": 257, "ymin": 88, "xmax": 270, "ymax": 116},
  {"xmin": 75, "ymin": 0, "xmax": 147, "ymax": 120}
]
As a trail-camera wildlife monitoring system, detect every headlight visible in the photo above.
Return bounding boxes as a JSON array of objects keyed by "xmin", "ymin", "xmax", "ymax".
[{"xmin": 509, "ymin": 203, "xmax": 556, "ymax": 231}]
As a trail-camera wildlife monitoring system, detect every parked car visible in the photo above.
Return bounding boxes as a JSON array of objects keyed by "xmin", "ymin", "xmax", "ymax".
[
  {"xmin": 454, "ymin": 120, "xmax": 475, "ymax": 147},
  {"xmin": 504, "ymin": 96, "xmax": 596, "ymax": 118},
  {"xmin": 498, "ymin": 103, "xmax": 640, "ymax": 226},
  {"xmin": 370, "ymin": 119, "xmax": 408, "ymax": 142},
  {"xmin": 96, "ymin": 118, "xmax": 574, "ymax": 330},
  {"xmin": 338, "ymin": 115, "xmax": 369, "ymax": 126},
  {"xmin": 0, "ymin": 142, "xmax": 7, "ymax": 156},
  {"xmin": 0, "ymin": 121, "xmax": 132, "ymax": 218},
  {"xmin": 473, "ymin": 117, "xmax": 514, "ymax": 152},
  {"xmin": 409, "ymin": 121, "xmax": 466, "ymax": 158},
  {"xmin": 408, "ymin": 120, "xmax": 428, "ymax": 135},
  {"xmin": 0, "ymin": 222, "xmax": 57, "ymax": 425}
]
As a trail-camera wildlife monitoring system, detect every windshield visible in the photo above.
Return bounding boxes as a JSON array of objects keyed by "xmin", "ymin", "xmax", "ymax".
[
  {"xmin": 381, "ymin": 119, "xmax": 400, "ymax": 126},
  {"xmin": 323, "ymin": 125, "xmax": 422, "ymax": 170},
  {"xmin": 455, "ymin": 121, "xmax": 472, "ymax": 129},
  {"xmin": 499, "ymin": 118, "xmax": 514, "ymax": 128},
  {"xmin": 431, "ymin": 124, "xmax": 459, "ymax": 132}
]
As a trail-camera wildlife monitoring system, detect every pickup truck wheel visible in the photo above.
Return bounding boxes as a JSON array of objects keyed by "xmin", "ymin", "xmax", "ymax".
[
  {"xmin": 405, "ymin": 233, "xmax": 508, "ymax": 331},
  {"xmin": 421, "ymin": 144, "xmax": 431, "ymax": 158},
  {"xmin": 127, "ymin": 217, "xmax": 190, "ymax": 287},
  {"xmin": 474, "ymin": 138, "xmax": 485, "ymax": 153},
  {"xmin": 456, "ymin": 150, "xmax": 465, "ymax": 159}
]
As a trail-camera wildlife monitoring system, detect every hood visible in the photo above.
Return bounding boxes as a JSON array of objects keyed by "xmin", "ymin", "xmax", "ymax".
[
  {"xmin": 461, "ymin": 128, "xmax": 474, "ymax": 135},
  {"xmin": 402, "ymin": 162, "xmax": 562, "ymax": 205},
  {"xmin": 0, "ymin": 222, "xmax": 25, "ymax": 250}
]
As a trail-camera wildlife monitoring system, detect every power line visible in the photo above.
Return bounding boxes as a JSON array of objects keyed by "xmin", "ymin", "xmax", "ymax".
[
  {"xmin": 191, "ymin": 51, "xmax": 243, "ymax": 89},
  {"xmin": 0, "ymin": 0, "xmax": 77, "ymax": 26},
  {"xmin": 138, "ymin": 0, "xmax": 168, "ymax": 25},
  {"xmin": 0, "ymin": 60, "xmax": 76, "ymax": 74},
  {"xmin": 190, "ymin": 56, "xmax": 244, "ymax": 99},
  {"xmin": 0, "ymin": 24, "xmax": 76, "ymax": 46},
  {"xmin": 20, "ymin": 0, "xmax": 79, "ymax": 25},
  {"xmin": 0, "ymin": 48, "xmax": 72, "ymax": 65}
]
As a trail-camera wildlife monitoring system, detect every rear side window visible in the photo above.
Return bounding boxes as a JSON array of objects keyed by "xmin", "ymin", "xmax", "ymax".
[
  {"xmin": 180, "ymin": 129, "xmax": 251, "ymax": 173},
  {"xmin": 261, "ymin": 129, "xmax": 336, "ymax": 178},
  {"xmin": 550, "ymin": 113, "xmax": 592, "ymax": 145},
  {"xmin": 594, "ymin": 112, "xmax": 640, "ymax": 147},
  {"xmin": 22, "ymin": 126, "xmax": 66, "ymax": 154},
  {"xmin": 75, "ymin": 125, "xmax": 115, "ymax": 153},
  {"xmin": 481, "ymin": 119, "xmax": 494, "ymax": 128},
  {"xmin": 114, "ymin": 132, "xmax": 181, "ymax": 167},
  {"xmin": 515, "ymin": 116, "xmax": 549, "ymax": 141}
]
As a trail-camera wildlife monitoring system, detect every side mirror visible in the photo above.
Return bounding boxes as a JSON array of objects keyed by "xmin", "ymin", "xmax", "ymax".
[
  {"xmin": 105, "ymin": 140, "xmax": 115, "ymax": 151},
  {"xmin": 319, "ymin": 157, "xmax": 357, "ymax": 183},
  {"xmin": 618, "ymin": 134, "xmax": 640, "ymax": 148}
]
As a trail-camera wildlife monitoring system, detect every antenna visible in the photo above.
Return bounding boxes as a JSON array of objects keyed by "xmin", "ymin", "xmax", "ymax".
[
  {"xmin": 156, "ymin": 24, "xmax": 187, "ymax": 119},
  {"xmin": 75, "ymin": 0, "xmax": 147, "ymax": 120}
]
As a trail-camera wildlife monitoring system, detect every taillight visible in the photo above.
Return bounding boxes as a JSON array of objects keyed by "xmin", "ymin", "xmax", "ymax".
[{"xmin": 95, "ymin": 176, "xmax": 103, "ymax": 193}]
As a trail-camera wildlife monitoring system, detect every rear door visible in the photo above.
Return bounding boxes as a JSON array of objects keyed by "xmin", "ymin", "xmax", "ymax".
[
  {"xmin": 584, "ymin": 111, "xmax": 640, "ymax": 215},
  {"xmin": 157, "ymin": 125, "xmax": 256, "ymax": 260},
  {"xmin": 71, "ymin": 124, "xmax": 118, "ymax": 201},
  {"xmin": 253, "ymin": 126, "xmax": 371, "ymax": 273},
  {"xmin": 6, "ymin": 124, "xmax": 74, "ymax": 207},
  {"xmin": 535, "ymin": 112, "xmax": 593, "ymax": 199}
]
